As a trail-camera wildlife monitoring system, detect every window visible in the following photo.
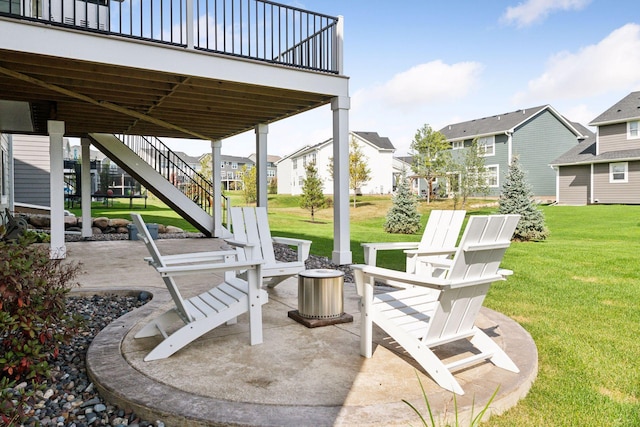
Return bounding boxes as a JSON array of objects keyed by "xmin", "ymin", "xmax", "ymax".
[
  {"xmin": 267, "ymin": 169, "xmax": 276, "ymax": 177},
  {"xmin": 628, "ymin": 121, "xmax": 640, "ymax": 139},
  {"xmin": 227, "ymin": 172, "xmax": 234, "ymax": 179},
  {"xmin": 477, "ymin": 136, "xmax": 495, "ymax": 156},
  {"xmin": 610, "ymin": 162, "xmax": 628, "ymax": 183},
  {"xmin": 452, "ymin": 141, "xmax": 464, "ymax": 150},
  {"xmin": 220, "ymin": 162, "xmax": 225, "ymax": 168},
  {"xmin": 293, "ymin": 159, "xmax": 297, "ymax": 169},
  {"xmin": 221, "ymin": 171, "xmax": 226, "ymax": 178},
  {"xmin": 486, "ymin": 165, "xmax": 499, "ymax": 187},
  {"xmin": 231, "ymin": 162, "xmax": 238, "ymax": 169},
  {"xmin": 298, "ymin": 176, "xmax": 304, "ymax": 186}
]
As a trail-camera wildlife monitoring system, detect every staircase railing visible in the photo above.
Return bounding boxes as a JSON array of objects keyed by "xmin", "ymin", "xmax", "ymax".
[{"xmin": 115, "ymin": 134, "xmax": 215, "ymax": 215}]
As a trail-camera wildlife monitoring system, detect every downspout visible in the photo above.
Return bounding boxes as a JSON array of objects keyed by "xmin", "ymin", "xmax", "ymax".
[{"xmin": 506, "ymin": 130, "xmax": 513, "ymax": 164}]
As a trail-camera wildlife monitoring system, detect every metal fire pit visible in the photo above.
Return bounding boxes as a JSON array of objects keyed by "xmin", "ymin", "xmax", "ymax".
[{"xmin": 288, "ymin": 269, "xmax": 353, "ymax": 328}]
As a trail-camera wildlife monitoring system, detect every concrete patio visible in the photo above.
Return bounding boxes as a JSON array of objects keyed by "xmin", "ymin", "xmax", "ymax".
[{"xmin": 66, "ymin": 237, "xmax": 537, "ymax": 426}]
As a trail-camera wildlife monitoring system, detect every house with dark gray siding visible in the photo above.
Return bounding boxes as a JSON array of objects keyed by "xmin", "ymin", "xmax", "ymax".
[
  {"xmin": 551, "ymin": 91, "xmax": 640, "ymax": 205},
  {"xmin": 439, "ymin": 105, "xmax": 587, "ymax": 200}
]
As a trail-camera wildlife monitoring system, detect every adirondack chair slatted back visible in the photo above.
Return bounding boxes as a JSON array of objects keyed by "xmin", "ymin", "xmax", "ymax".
[
  {"xmin": 130, "ymin": 213, "xmax": 192, "ymax": 322},
  {"xmin": 230, "ymin": 207, "xmax": 277, "ymax": 265},
  {"xmin": 419, "ymin": 210, "xmax": 466, "ymax": 250},
  {"xmin": 424, "ymin": 214, "xmax": 520, "ymax": 343}
]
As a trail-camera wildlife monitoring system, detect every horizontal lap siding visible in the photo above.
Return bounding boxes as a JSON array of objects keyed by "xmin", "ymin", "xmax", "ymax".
[
  {"xmin": 13, "ymin": 135, "xmax": 51, "ymax": 206},
  {"xmin": 593, "ymin": 161, "xmax": 640, "ymax": 204},
  {"xmin": 513, "ymin": 110, "xmax": 579, "ymax": 198},
  {"xmin": 598, "ymin": 123, "xmax": 640, "ymax": 154},
  {"xmin": 558, "ymin": 165, "xmax": 590, "ymax": 205}
]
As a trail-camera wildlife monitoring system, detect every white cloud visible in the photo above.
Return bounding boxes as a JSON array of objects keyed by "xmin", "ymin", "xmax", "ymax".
[
  {"xmin": 359, "ymin": 60, "xmax": 483, "ymax": 111},
  {"xmin": 502, "ymin": 0, "xmax": 591, "ymax": 27},
  {"xmin": 512, "ymin": 23, "xmax": 640, "ymax": 105}
]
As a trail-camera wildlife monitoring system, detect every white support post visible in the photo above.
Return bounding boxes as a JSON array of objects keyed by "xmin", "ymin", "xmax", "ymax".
[
  {"xmin": 80, "ymin": 138, "xmax": 92, "ymax": 238},
  {"xmin": 331, "ymin": 96, "xmax": 352, "ymax": 265},
  {"xmin": 255, "ymin": 124, "xmax": 268, "ymax": 208},
  {"xmin": 211, "ymin": 140, "xmax": 223, "ymax": 236},
  {"xmin": 48, "ymin": 120, "xmax": 66, "ymax": 259}
]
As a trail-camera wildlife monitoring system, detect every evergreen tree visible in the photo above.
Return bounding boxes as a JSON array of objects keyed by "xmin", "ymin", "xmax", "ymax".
[
  {"xmin": 498, "ymin": 156, "xmax": 549, "ymax": 241},
  {"xmin": 383, "ymin": 174, "xmax": 421, "ymax": 234},
  {"xmin": 300, "ymin": 161, "xmax": 326, "ymax": 222}
]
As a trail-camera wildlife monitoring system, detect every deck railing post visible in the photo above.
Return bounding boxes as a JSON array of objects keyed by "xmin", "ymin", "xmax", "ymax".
[
  {"xmin": 186, "ymin": 0, "xmax": 194, "ymax": 49},
  {"xmin": 335, "ymin": 15, "xmax": 344, "ymax": 74}
]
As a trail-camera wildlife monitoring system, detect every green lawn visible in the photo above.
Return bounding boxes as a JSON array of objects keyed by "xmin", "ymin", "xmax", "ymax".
[{"xmin": 71, "ymin": 197, "xmax": 640, "ymax": 425}]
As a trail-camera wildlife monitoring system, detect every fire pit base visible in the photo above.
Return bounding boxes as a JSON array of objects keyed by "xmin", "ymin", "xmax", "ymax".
[{"xmin": 287, "ymin": 310, "xmax": 353, "ymax": 328}]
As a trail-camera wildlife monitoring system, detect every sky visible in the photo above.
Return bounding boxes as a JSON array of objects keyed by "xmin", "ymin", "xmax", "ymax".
[{"xmin": 162, "ymin": 0, "xmax": 640, "ymax": 159}]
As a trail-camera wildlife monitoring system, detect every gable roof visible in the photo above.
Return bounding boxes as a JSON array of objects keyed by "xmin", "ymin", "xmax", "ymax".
[
  {"xmin": 590, "ymin": 91, "xmax": 640, "ymax": 126},
  {"xmin": 439, "ymin": 105, "xmax": 584, "ymax": 141},
  {"xmin": 278, "ymin": 131, "xmax": 395, "ymax": 161},
  {"xmin": 353, "ymin": 131, "xmax": 395, "ymax": 150}
]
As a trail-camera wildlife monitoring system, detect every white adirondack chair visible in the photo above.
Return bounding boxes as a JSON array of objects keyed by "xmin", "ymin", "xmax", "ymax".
[
  {"xmin": 130, "ymin": 213, "xmax": 267, "ymax": 362},
  {"xmin": 353, "ymin": 214, "xmax": 521, "ymax": 395},
  {"xmin": 361, "ymin": 210, "xmax": 466, "ymax": 275},
  {"xmin": 227, "ymin": 207, "xmax": 312, "ymax": 288}
]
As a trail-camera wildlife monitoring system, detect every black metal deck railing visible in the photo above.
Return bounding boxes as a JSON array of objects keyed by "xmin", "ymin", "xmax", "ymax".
[
  {"xmin": 116, "ymin": 134, "xmax": 216, "ymax": 214},
  {"xmin": 2, "ymin": 0, "xmax": 341, "ymax": 73}
]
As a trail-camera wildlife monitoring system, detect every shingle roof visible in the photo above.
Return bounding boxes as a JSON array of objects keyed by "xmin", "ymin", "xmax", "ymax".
[
  {"xmin": 590, "ymin": 91, "xmax": 640, "ymax": 125},
  {"xmin": 550, "ymin": 142, "xmax": 640, "ymax": 166},
  {"xmin": 439, "ymin": 106, "xmax": 549, "ymax": 140},
  {"xmin": 353, "ymin": 131, "xmax": 395, "ymax": 150}
]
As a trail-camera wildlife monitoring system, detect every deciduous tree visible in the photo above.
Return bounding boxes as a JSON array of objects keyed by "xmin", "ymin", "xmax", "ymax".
[{"xmin": 410, "ymin": 124, "xmax": 451, "ymax": 203}]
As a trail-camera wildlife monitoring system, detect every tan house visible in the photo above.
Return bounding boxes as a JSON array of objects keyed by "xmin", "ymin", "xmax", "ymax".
[{"xmin": 551, "ymin": 92, "xmax": 640, "ymax": 205}]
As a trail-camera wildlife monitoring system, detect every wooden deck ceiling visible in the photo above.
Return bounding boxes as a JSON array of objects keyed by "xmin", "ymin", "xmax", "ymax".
[{"xmin": 0, "ymin": 48, "xmax": 335, "ymax": 140}]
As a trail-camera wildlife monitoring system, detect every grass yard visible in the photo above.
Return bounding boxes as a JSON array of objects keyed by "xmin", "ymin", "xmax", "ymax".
[{"xmin": 70, "ymin": 196, "xmax": 640, "ymax": 425}]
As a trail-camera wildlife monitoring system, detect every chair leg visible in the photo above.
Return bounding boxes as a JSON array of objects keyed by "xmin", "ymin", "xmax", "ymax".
[
  {"xmin": 470, "ymin": 327, "xmax": 519, "ymax": 373},
  {"xmin": 360, "ymin": 280, "xmax": 374, "ymax": 358},
  {"xmin": 134, "ymin": 309, "xmax": 182, "ymax": 338},
  {"xmin": 143, "ymin": 303, "xmax": 249, "ymax": 361},
  {"xmin": 247, "ymin": 267, "xmax": 264, "ymax": 345}
]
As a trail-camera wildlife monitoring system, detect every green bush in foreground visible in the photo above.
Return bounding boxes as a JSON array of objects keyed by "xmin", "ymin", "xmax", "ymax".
[{"xmin": 0, "ymin": 237, "xmax": 82, "ymax": 423}]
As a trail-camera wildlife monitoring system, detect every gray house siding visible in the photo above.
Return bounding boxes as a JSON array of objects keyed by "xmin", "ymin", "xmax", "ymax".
[
  {"xmin": 13, "ymin": 135, "xmax": 50, "ymax": 206},
  {"xmin": 558, "ymin": 165, "xmax": 590, "ymax": 205},
  {"xmin": 513, "ymin": 110, "xmax": 578, "ymax": 198},
  {"xmin": 598, "ymin": 122, "xmax": 640, "ymax": 154},
  {"xmin": 448, "ymin": 134, "xmax": 508, "ymax": 197},
  {"xmin": 592, "ymin": 161, "xmax": 640, "ymax": 204}
]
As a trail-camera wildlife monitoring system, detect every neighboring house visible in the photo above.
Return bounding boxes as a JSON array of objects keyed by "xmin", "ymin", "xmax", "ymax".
[
  {"xmin": 277, "ymin": 131, "xmax": 395, "ymax": 196},
  {"xmin": 12, "ymin": 135, "xmax": 54, "ymax": 206},
  {"xmin": 438, "ymin": 105, "xmax": 588, "ymax": 200},
  {"xmin": 248, "ymin": 153, "xmax": 280, "ymax": 184},
  {"xmin": 551, "ymin": 91, "xmax": 640, "ymax": 205},
  {"xmin": 219, "ymin": 155, "xmax": 254, "ymax": 190}
]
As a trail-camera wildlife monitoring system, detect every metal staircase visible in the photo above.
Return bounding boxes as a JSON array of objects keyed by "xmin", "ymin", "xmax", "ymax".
[{"xmin": 88, "ymin": 133, "xmax": 228, "ymax": 237}]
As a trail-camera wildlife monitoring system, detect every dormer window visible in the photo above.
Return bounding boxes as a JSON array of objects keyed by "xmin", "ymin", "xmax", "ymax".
[{"xmin": 628, "ymin": 121, "xmax": 639, "ymax": 139}]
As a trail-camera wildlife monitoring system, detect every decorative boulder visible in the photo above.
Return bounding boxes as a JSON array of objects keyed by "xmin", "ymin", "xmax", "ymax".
[
  {"xmin": 109, "ymin": 218, "xmax": 131, "ymax": 228},
  {"xmin": 93, "ymin": 217, "xmax": 109, "ymax": 230},
  {"xmin": 165, "ymin": 226, "xmax": 184, "ymax": 233}
]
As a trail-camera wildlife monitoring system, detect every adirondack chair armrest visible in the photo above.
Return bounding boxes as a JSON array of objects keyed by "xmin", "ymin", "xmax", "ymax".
[
  {"xmin": 156, "ymin": 259, "xmax": 264, "ymax": 277},
  {"xmin": 144, "ymin": 250, "xmax": 239, "ymax": 266},
  {"xmin": 223, "ymin": 238, "xmax": 257, "ymax": 248},
  {"xmin": 352, "ymin": 264, "xmax": 451, "ymax": 295},
  {"xmin": 404, "ymin": 246, "xmax": 457, "ymax": 256},
  {"xmin": 272, "ymin": 237, "xmax": 312, "ymax": 261},
  {"xmin": 361, "ymin": 242, "xmax": 420, "ymax": 265}
]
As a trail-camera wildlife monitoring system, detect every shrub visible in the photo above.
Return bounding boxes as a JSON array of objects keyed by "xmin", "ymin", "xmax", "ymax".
[
  {"xmin": 384, "ymin": 175, "xmax": 421, "ymax": 234},
  {"xmin": 0, "ymin": 238, "xmax": 82, "ymax": 383}
]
